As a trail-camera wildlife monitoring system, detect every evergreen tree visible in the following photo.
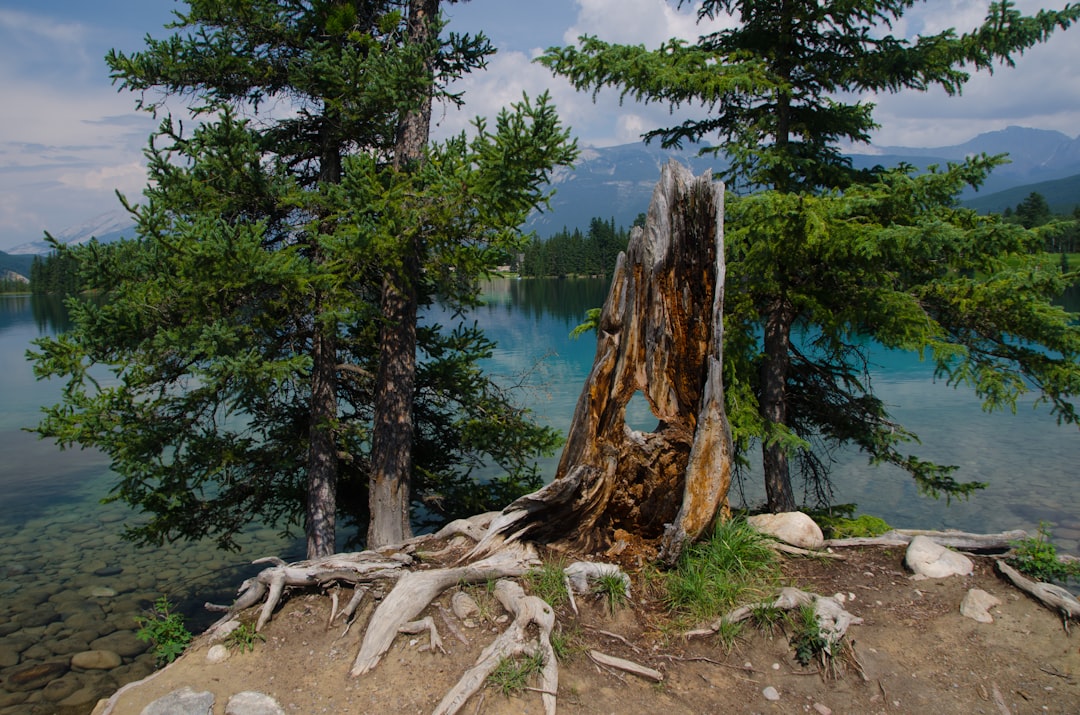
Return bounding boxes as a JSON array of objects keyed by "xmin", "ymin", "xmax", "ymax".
[
  {"xmin": 31, "ymin": 0, "xmax": 575, "ymax": 556},
  {"xmin": 1014, "ymin": 191, "xmax": 1052, "ymax": 228},
  {"xmin": 541, "ymin": 0, "xmax": 1080, "ymax": 511}
]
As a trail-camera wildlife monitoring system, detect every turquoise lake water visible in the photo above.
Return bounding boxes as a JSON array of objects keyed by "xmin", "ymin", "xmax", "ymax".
[{"xmin": 1, "ymin": 277, "xmax": 1077, "ymax": 711}]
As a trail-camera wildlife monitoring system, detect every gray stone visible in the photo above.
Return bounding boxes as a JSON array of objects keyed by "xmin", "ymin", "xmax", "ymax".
[
  {"xmin": 71, "ymin": 649, "xmax": 123, "ymax": 670},
  {"xmin": 140, "ymin": 686, "xmax": 215, "ymax": 715},
  {"xmin": 762, "ymin": 686, "xmax": 781, "ymax": 701},
  {"xmin": 3, "ymin": 660, "xmax": 69, "ymax": 692},
  {"xmin": 225, "ymin": 691, "xmax": 285, "ymax": 715},
  {"xmin": 48, "ymin": 636, "xmax": 91, "ymax": 656},
  {"xmin": 40, "ymin": 673, "xmax": 83, "ymax": 702},
  {"xmin": 58, "ymin": 684, "xmax": 107, "ymax": 711},
  {"xmin": 13, "ymin": 606, "xmax": 60, "ymax": 629},
  {"xmin": 904, "ymin": 535, "xmax": 973, "ymax": 578},
  {"xmin": 747, "ymin": 512, "xmax": 824, "ymax": 549},
  {"xmin": 91, "ymin": 630, "xmax": 149, "ymax": 658},
  {"xmin": 0, "ymin": 643, "xmax": 20, "ymax": 669},
  {"xmin": 451, "ymin": 591, "xmax": 481, "ymax": 621},
  {"xmin": 960, "ymin": 588, "xmax": 1001, "ymax": 623}
]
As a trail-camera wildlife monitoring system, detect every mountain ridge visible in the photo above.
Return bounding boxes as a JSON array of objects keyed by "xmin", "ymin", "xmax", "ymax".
[{"xmin": 5, "ymin": 126, "xmax": 1078, "ymax": 254}]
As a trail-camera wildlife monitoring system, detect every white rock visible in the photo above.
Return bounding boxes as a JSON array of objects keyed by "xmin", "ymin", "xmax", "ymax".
[
  {"xmin": 451, "ymin": 591, "xmax": 480, "ymax": 621},
  {"xmin": 960, "ymin": 588, "xmax": 1001, "ymax": 623},
  {"xmin": 904, "ymin": 535, "xmax": 973, "ymax": 578},
  {"xmin": 813, "ymin": 703, "xmax": 833, "ymax": 715},
  {"xmin": 762, "ymin": 686, "xmax": 780, "ymax": 701},
  {"xmin": 140, "ymin": 686, "xmax": 214, "ymax": 715},
  {"xmin": 206, "ymin": 644, "xmax": 230, "ymax": 664},
  {"xmin": 225, "ymin": 691, "xmax": 285, "ymax": 715},
  {"xmin": 747, "ymin": 512, "xmax": 824, "ymax": 548}
]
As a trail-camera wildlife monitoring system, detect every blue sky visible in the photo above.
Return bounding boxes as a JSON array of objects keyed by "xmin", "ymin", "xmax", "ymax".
[{"xmin": 1, "ymin": 0, "xmax": 1078, "ymax": 250}]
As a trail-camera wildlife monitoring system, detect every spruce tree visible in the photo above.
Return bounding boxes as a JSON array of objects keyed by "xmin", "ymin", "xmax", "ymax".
[
  {"xmin": 31, "ymin": 0, "xmax": 575, "ymax": 556},
  {"xmin": 541, "ymin": 0, "xmax": 1080, "ymax": 511}
]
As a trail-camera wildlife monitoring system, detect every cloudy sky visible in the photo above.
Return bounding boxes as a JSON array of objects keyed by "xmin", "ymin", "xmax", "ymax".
[{"xmin": 1, "ymin": 0, "xmax": 1078, "ymax": 250}]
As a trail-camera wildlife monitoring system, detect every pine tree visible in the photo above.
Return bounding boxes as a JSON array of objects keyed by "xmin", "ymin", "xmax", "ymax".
[
  {"xmin": 541, "ymin": 0, "xmax": 1080, "ymax": 511},
  {"xmin": 31, "ymin": 0, "xmax": 575, "ymax": 556}
]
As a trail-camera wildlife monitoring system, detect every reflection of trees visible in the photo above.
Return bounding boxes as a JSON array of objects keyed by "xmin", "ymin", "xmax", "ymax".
[
  {"xmin": 31, "ymin": 294, "xmax": 73, "ymax": 334},
  {"xmin": 502, "ymin": 277, "xmax": 610, "ymax": 324}
]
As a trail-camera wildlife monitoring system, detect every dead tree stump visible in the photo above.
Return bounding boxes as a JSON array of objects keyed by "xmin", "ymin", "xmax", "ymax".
[{"xmin": 478, "ymin": 160, "xmax": 733, "ymax": 565}]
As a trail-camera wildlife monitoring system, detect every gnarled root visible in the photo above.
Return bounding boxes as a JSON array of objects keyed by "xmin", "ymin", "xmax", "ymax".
[
  {"xmin": 433, "ymin": 579, "xmax": 557, "ymax": 715},
  {"xmin": 350, "ymin": 540, "xmax": 539, "ymax": 676},
  {"xmin": 995, "ymin": 559, "xmax": 1080, "ymax": 621}
]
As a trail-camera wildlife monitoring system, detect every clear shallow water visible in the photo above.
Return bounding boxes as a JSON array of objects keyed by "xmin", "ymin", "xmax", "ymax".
[{"xmin": 1, "ymin": 279, "xmax": 1078, "ymax": 711}]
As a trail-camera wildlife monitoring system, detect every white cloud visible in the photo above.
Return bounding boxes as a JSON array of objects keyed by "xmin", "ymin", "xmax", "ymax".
[{"xmin": 59, "ymin": 161, "xmax": 147, "ymax": 194}]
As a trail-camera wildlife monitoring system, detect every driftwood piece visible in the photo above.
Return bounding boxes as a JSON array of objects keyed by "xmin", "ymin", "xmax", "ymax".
[
  {"xmin": 433, "ymin": 579, "xmax": 558, "ymax": 715},
  {"xmin": 476, "ymin": 160, "xmax": 733, "ymax": 565},
  {"xmin": 995, "ymin": 559, "xmax": 1080, "ymax": 620},
  {"xmin": 825, "ymin": 528, "xmax": 1029, "ymax": 552},
  {"xmin": 588, "ymin": 650, "xmax": 663, "ymax": 682}
]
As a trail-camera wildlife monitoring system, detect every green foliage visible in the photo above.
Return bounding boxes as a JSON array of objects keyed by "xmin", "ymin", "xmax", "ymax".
[
  {"xmin": 549, "ymin": 622, "xmax": 584, "ymax": 662},
  {"xmin": 1007, "ymin": 523, "xmax": 1080, "ymax": 583},
  {"xmin": 135, "ymin": 596, "xmax": 192, "ymax": 666},
  {"xmin": 666, "ymin": 518, "xmax": 779, "ymax": 621},
  {"xmin": 713, "ymin": 618, "xmax": 745, "ymax": 653},
  {"xmin": 592, "ymin": 572, "xmax": 629, "ymax": 615},
  {"xmin": 789, "ymin": 604, "xmax": 827, "ymax": 667},
  {"xmin": 519, "ymin": 216, "xmax": 630, "ymax": 278},
  {"xmin": 31, "ymin": 1, "xmax": 576, "ymax": 554},
  {"xmin": 524, "ymin": 557, "xmax": 570, "ymax": 609},
  {"xmin": 808, "ymin": 506, "xmax": 892, "ymax": 540},
  {"xmin": 223, "ymin": 622, "xmax": 265, "ymax": 653},
  {"xmin": 487, "ymin": 651, "xmax": 545, "ymax": 696},
  {"xmin": 541, "ymin": 0, "xmax": 1080, "ymax": 513}
]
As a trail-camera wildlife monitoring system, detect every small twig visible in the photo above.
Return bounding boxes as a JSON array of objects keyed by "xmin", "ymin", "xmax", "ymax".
[
  {"xmin": 523, "ymin": 687, "xmax": 559, "ymax": 696},
  {"xmin": 1039, "ymin": 665, "xmax": 1073, "ymax": 681},
  {"xmin": 659, "ymin": 653, "xmax": 762, "ymax": 674},
  {"xmin": 581, "ymin": 625, "xmax": 642, "ymax": 653}
]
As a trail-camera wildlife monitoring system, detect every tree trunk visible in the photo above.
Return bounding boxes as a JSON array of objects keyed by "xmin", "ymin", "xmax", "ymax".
[
  {"xmin": 367, "ymin": 0, "xmax": 439, "ymax": 548},
  {"xmin": 473, "ymin": 161, "xmax": 734, "ymax": 565},
  {"xmin": 307, "ymin": 316, "xmax": 339, "ymax": 558},
  {"xmin": 760, "ymin": 298, "xmax": 797, "ymax": 512}
]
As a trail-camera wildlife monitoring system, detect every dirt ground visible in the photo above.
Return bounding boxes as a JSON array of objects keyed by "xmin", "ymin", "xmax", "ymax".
[{"xmin": 98, "ymin": 546, "xmax": 1078, "ymax": 715}]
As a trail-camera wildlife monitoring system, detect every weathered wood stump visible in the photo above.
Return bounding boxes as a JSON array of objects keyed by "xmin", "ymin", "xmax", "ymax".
[{"xmin": 474, "ymin": 160, "xmax": 733, "ymax": 565}]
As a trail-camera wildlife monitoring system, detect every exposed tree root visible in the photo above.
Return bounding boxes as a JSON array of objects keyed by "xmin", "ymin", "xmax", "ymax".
[
  {"xmin": 825, "ymin": 528, "xmax": 1029, "ymax": 552},
  {"xmin": 433, "ymin": 579, "xmax": 558, "ymax": 715},
  {"xmin": 685, "ymin": 586, "xmax": 863, "ymax": 652},
  {"xmin": 995, "ymin": 559, "xmax": 1080, "ymax": 622}
]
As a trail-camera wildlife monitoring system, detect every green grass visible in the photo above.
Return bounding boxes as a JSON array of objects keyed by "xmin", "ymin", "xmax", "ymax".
[
  {"xmin": 524, "ymin": 557, "xmax": 570, "ymax": 608},
  {"xmin": 224, "ymin": 621, "xmax": 265, "ymax": 653},
  {"xmin": 487, "ymin": 652, "xmax": 545, "ymax": 696},
  {"xmin": 593, "ymin": 572, "xmax": 629, "ymax": 615},
  {"xmin": 665, "ymin": 518, "xmax": 780, "ymax": 622}
]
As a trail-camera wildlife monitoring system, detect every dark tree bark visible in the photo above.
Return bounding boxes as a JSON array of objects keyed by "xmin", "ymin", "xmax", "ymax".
[
  {"xmin": 367, "ymin": 0, "xmax": 439, "ymax": 548},
  {"xmin": 475, "ymin": 161, "xmax": 734, "ymax": 565},
  {"xmin": 760, "ymin": 298, "xmax": 797, "ymax": 512}
]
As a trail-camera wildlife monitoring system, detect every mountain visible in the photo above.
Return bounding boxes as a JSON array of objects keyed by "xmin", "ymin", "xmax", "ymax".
[
  {"xmin": 526, "ymin": 142, "xmax": 721, "ymax": 236},
  {"xmin": 10, "ymin": 127, "xmax": 1079, "ymax": 250},
  {"xmin": 0, "ymin": 250, "xmax": 35, "ymax": 281},
  {"xmin": 962, "ymin": 173, "xmax": 1080, "ymax": 215},
  {"xmin": 527, "ymin": 127, "xmax": 1080, "ymax": 236},
  {"xmin": 850, "ymin": 126, "xmax": 1080, "ymax": 198},
  {"xmin": 7, "ymin": 209, "xmax": 136, "ymax": 256}
]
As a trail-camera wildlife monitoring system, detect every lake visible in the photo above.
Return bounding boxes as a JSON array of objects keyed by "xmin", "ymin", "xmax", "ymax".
[{"xmin": 1, "ymin": 278, "xmax": 1078, "ymax": 711}]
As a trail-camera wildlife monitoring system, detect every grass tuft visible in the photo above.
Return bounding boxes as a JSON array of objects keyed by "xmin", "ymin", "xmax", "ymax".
[
  {"xmin": 665, "ymin": 517, "xmax": 779, "ymax": 622},
  {"xmin": 487, "ymin": 651, "xmax": 545, "ymax": 696}
]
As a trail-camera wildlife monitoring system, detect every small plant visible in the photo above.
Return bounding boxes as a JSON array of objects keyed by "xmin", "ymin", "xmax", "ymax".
[
  {"xmin": 550, "ymin": 622, "xmax": 584, "ymax": 662},
  {"xmin": 1007, "ymin": 523, "xmax": 1080, "ymax": 583},
  {"xmin": 487, "ymin": 651, "xmax": 545, "ymax": 696},
  {"xmin": 714, "ymin": 618, "xmax": 745, "ymax": 653},
  {"xmin": 525, "ymin": 557, "xmax": 570, "ymax": 608},
  {"xmin": 789, "ymin": 604, "xmax": 827, "ymax": 667},
  {"xmin": 749, "ymin": 603, "xmax": 785, "ymax": 636},
  {"xmin": 593, "ymin": 572, "xmax": 629, "ymax": 615},
  {"xmin": 135, "ymin": 595, "xmax": 192, "ymax": 666},
  {"xmin": 224, "ymin": 622, "xmax": 265, "ymax": 653},
  {"xmin": 809, "ymin": 504, "xmax": 891, "ymax": 539}
]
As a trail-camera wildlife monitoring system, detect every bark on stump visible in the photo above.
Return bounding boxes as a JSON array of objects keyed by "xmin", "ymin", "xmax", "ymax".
[{"xmin": 477, "ymin": 160, "xmax": 733, "ymax": 565}]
